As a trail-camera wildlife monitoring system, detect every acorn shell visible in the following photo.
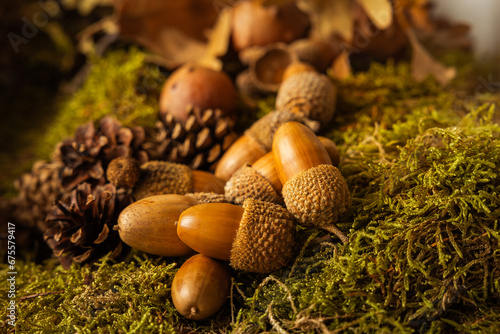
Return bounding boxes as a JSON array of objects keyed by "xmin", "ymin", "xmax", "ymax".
[
  {"xmin": 116, "ymin": 194, "xmax": 198, "ymax": 256},
  {"xmin": 275, "ymin": 72, "xmax": 337, "ymax": 126},
  {"xmin": 282, "ymin": 164, "xmax": 351, "ymax": 230},
  {"xmin": 224, "ymin": 165, "xmax": 284, "ymax": 206},
  {"xmin": 230, "ymin": 198, "xmax": 295, "ymax": 273},
  {"xmin": 171, "ymin": 254, "xmax": 231, "ymax": 320}
]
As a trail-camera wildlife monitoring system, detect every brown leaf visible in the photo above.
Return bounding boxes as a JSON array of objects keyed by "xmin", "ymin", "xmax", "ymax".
[
  {"xmin": 113, "ymin": 0, "xmax": 221, "ymax": 68},
  {"xmin": 407, "ymin": 28, "xmax": 456, "ymax": 86},
  {"xmin": 196, "ymin": 7, "xmax": 233, "ymax": 70},
  {"xmin": 356, "ymin": 0, "xmax": 392, "ymax": 30},
  {"xmin": 298, "ymin": 0, "xmax": 353, "ymax": 43}
]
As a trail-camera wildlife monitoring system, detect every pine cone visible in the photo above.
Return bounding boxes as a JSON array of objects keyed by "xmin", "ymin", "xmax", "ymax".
[
  {"xmin": 54, "ymin": 116, "xmax": 149, "ymax": 191},
  {"xmin": 143, "ymin": 106, "xmax": 239, "ymax": 171},
  {"xmin": 12, "ymin": 160, "xmax": 64, "ymax": 231},
  {"xmin": 44, "ymin": 182, "xmax": 130, "ymax": 269}
]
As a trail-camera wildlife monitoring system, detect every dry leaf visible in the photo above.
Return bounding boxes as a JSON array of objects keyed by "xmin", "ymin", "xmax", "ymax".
[
  {"xmin": 196, "ymin": 7, "xmax": 233, "ymax": 70},
  {"xmin": 407, "ymin": 28, "xmax": 456, "ymax": 86},
  {"xmin": 298, "ymin": 0, "xmax": 353, "ymax": 43},
  {"xmin": 113, "ymin": 0, "xmax": 221, "ymax": 68},
  {"xmin": 356, "ymin": 0, "xmax": 392, "ymax": 30},
  {"xmin": 62, "ymin": 0, "xmax": 113, "ymax": 16},
  {"xmin": 330, "ymin": 51, "xmax": 352, "ymax": 79}
]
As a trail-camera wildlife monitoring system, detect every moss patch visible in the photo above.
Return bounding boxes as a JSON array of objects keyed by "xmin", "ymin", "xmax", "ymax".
[{"xmin": 2, "ymin": 55, "xmax": 500, "ymax": 333}]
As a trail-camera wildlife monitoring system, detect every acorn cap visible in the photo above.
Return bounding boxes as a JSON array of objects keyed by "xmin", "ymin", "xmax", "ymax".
[
  {"xmin": 282, "ymin": 164, "xmax": 350, "ymax": 243},
  {"xmin": 224, "ymin": 165, "xmax": 284, "ymax": 206},
  {"xmin": 230, "ymin": 198, "xmax": 295, "ymax": 273},
  {"xmin": 185, "ymin": 192, "xmax": 228, "ymax": 204},
  {"xmin": 245, "ymin": 110, "xmax": 320, "ymax": 151},
  {"xmin": 275, "ymin": 72, "xmax": 337, "ymax": 126},
  {"xmin": 133, "ymin": 161, "xmax": 193, "ymax": 200},
  {"xmin": 106, "ymin": 157, "xmax": 141, "ymax": 189}
]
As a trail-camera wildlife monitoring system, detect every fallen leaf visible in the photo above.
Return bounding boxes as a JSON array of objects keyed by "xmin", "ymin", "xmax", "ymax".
[
  {"xmin": 356, "ymin": 0, "xmax": 392, "ymax": 30},
  {"xmin": 298, "ymin": 0, "xmax": 353, "ymax": 43},
  {"xmin": 330, "ymin": 51, "xmax": 352, "ymax": 79},
  {"xmin": 196, "ymin": 7, "xmax": 233, "ymax": 70},
  {"xmin": 113, "ymin": 0, "xmax": 221, "ymax": 68},
  {"xmin": 407, "ymin": 28, "xmax": 456, "ymax": 86}
]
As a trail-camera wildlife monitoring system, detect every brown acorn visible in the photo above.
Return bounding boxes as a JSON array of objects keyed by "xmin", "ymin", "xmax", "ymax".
[
  {"xmin": 231, "ymin": 1, "xmax": 310, "ymax": 52},
  {"xmin": 275, "ymin": 72, "xmax": 337, "ymax": 127},
  {"xmin": 272, "ymin": 122, "xmax": 350, "ymax": 243},
  {"xmin": 224, "ymin": 136, "xmax": 341, "ymax": 205},
  {"xmin": 214, "ymin": 110, "xmax": 320, "ymax": 181},
  {"xmin": 132, "ymin": 161, "xmax": 225, "ymax": 200},
  {"xmin": 177, "ymin": 198, "xmax": 295, "ymax": 273},
  {"xmin": 116, "ymin": 194, "xmax": 198, "ymax": 257},
  {"xmin": 159, "ymin": 64, "xmax": 237, "ymax": 127},
  {"xmin": 171, "ymin": 254, "xmax": 231, "ymax": 320}
]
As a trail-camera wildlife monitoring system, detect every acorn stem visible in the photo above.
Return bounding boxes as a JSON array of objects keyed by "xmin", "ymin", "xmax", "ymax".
[{"xmin": 321, "ymin": 224, "xmax": 349, "ymax": 244}]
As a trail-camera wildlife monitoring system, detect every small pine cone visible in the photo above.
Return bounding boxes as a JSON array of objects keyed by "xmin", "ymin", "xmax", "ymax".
[
  {"xmin": 225, "ymin": 165, "xmax": 284, "ymax": 206},
  {"xmin": 44, "ymin": 182, "xmax": 131, "ymax": 269},
  {"xmin": 143, "ymin": 106, "xmax": 238, "ymax": 171},
  {"xmin": 12, "ymin": 160, "xmax": 64, "ymax": 231},
  {"xmin": 54, "ymin": 116, "xmax": 149, "ymax": 191}
]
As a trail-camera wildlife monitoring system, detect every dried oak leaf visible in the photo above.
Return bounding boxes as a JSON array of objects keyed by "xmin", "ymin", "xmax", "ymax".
[
  {"xmin": 407, "ymin": 28, "xmax": 456, "ymax": 86},
  {"xmin": 298, "ymin": 0, "xmax": 354, "ymax": 43},
  {"xmin": 113, "ymin": 0, "xmax": 230, "ymax": 69}
]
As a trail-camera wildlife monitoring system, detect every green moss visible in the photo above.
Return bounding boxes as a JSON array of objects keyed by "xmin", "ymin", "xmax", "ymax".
[
  {"xmin": 37, "ymin": 47, "xmax": 164, "ymax": 158},
  {"xmin": 2, "ymin": 56, "xmax": 500, "ymax": 333}
]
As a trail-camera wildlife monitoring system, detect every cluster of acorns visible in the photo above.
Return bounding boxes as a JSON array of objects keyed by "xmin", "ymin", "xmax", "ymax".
[
  {"xmin": 109, "ymin": 61, "xmax": 352, "ymax": 318},
  {"xmin": 113, "ymin": 120, "xmax": 350, "ymax": 320}
]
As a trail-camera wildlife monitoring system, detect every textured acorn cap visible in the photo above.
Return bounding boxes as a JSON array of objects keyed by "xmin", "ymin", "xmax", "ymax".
[
  {"xmin": 106, "ymin": 157, "xmax": 141, "ymax": 189},
  {"xmin": 245, "ymin": 110, "xmax": 320, "ymax": 151},
  {"xmin": 230, "ymin": 198, "xmax": 295, "ymax": 273},
  {"xmin": 133, "ymin": 161, "xmax": 193, "ymax": 200},
  {"xmin": 224, "ymin": 165, "xmax": 284, "ymax": 206},
  {"xmin": 275, "ymin": 72, "xmax": 337, "ymax": 126},
  {"xmin": 282, "ymin": 164, "xmax": 350, "ymax": 242},
  {"xmin": 185, "ymin": 192, "xmax": 228, "ymax": 204}
]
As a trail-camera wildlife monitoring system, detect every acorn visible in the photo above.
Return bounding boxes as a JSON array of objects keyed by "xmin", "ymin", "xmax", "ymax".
[
  {"xmin": 177, "ymin": 198, "xmax": 295, "ymax": 273},
  {"xmin": 282, "ymin": 61, "xmax": 317, "ymax": 82},
  {"xmin": 214, "ymin": 110, "xmax": 319, "ymax": 182},
  {"xmin": 272, "ymin": 122, "xmax": 350, "ymax": 243},
  {"xmin": 159, "ymin": 64, "xmax": 237, "ymax": 127},
  {"xmin": 231, "ymin": 1, "xmax": 310, "ymax": 52},
  {"xmin": 171, "ymin": 254, "xmax": 231, "ymax": 320},
  {"xmin": 115, "ymin": 194, "xmax": 198, "ymax": 257},
  {"xmin": 132, "ymin": 161, "xmax": 225, "ymax": 200},
  {"xmin": 288, "ymin": 38, "xmax": 339, "ymax": 72},
  {"xmin": 224, "ymin": 136, "xmax": 340, "ymax": 205},
  {"xmin": 275, "ymin": 72, "xmax": 337, "ymax": 127}
]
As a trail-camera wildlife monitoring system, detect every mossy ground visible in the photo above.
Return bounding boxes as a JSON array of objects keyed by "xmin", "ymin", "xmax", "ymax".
[{"xmin": 1, "ymin": 48, "xmax": 500, "ymax": 333}]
